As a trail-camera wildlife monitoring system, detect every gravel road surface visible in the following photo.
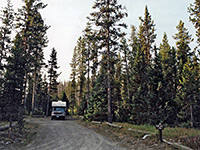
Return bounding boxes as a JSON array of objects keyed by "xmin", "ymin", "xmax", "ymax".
[{"xmin": 24, "ymin": 118, "xmax": 126, "ymax": 150}]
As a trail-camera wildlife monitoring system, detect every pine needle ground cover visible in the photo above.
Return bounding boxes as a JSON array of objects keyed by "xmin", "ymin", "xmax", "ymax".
[{"xmin": 79, "ymin": 120, "xmax": 200, "ymax": 150}]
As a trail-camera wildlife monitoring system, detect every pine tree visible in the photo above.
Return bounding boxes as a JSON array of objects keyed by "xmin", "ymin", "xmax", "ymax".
[
  {"xmin": 0, "ymin": 0, "xmax": 14, "ymax": 70},
  {"xmin": 40, "ymin": 75, "xmax": 48, "ymax": 114},
  {"xmin": 120, "ymin": 38, "xmax": 130, "ymax": 103},
  {"xmin": 89, "ymin": 34, "xmax": 99, "ymax": 88},
  {"xmin": 83, "ymin": 23, "xmax": 98, "ymax": 112},
  {"xmin": 138, "ymin": 6, "xmax": 156, "ymax": 63},
  {"xmin": 33, "ymin": 73, "xmax": 48, "ymax": 115},
  {"xmin": 60, "ymin": 92, "xmax": 69, "ymax": 115},
  {"xmin": 86, "ymin": 54, "xmax": 108, "ymax": 121},
  {"xmin": 178, "ymin": 58, "xmax": 195, "ymax": 127},
  {"xmin": 47, "ymin": 48, "xmax": 60, "ymax": 115},
  {"xmin": 148, "ymin": 46, "xmax": 166, "ymax": 125},
  {"xmin": 128, "ymin": 25, "xmax": 140, "ymax": 103},
  {"xmin": 160, "ymin": 33, "xmax": 178, "ymax": 125},
  {"xmin": 188, "ymin": 0, "xmax": 200, "ymax": 127},
  {"xmin": 113, "ymin": 53, "xmax": 123, "ymax": 121},
  {"xmin": 0, "ymin": 0, "xmax": 14, "ymax": 120},
  {"xmin": 191, "ymin": 54, "xmax": 200, "ymax": 127},
  {"xmin": 70, "ymin": 47, "xmax": 78, "ymax": 115},
  {"xmin": 4, "ymin": 33, "xmax": 26, "ymax": 133},
  {"xmin": 130, "ymin": 6, "xmax": 156, "ymax": 124},
  {"xmin": 173, "ymin": 20, "xmax": 194, "ymax": 127},
  {"xmin": 188, "ymin": 0, "xmax": 200, "ymax": 49},
  {"xmin": 76, "ymin": 37, "xmax": 87, "ymax": 115},
  {"xmin": 129, "ymin": 25, "xmax": 140, "ymax": 59},
  {"xmin": 118, "ymin": 38, "xmax": 132, "ymax": 121},
  {"xmin": 48, "ymin": 48, "xmax": 60, "ymax": 99},
  {"xmin": 16, "ymin": 0, "xmax": 49, "ymax": 115},
  {"xmin": 88, "ymin": 0, "xmax": 127, "ymax": 123},
  {"xmin": 130, "ymin": 45, "xmax": 148, "ymax": 124},
  {"xmin": 30, "ymin": 10, "xmax": 48, "ymax": 115},
  {"xmin": 173, "ymin": 20, "xmax": 193, "ymax": 78}
]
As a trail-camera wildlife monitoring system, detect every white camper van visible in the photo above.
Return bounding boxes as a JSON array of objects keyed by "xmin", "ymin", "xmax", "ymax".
[{"xmin": 51, "ymin": 101, "xmax": 66, "ymax": 120}]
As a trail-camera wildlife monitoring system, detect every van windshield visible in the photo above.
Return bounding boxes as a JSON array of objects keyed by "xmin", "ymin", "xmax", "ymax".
[{"xmin": 53, "ymin": 107, "xmax": 65, "ymax": 112}]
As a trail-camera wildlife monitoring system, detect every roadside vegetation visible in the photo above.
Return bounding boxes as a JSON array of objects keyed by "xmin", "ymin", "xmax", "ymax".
[{"xmin": 79, "ymin": 120, "xmax": 200, "ymax": 149}]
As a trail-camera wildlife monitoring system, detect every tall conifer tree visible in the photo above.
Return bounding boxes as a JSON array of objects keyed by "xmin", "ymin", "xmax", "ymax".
[
  {"xmin": 76, "ymin": 37, "xmax": 87, "ymax": 115},
  {"xmin": 188, "ymin": 0, "xmax": 200, "ymax": 49},
  {"xmin": 138, "ymin": 6, "xmax": 156, "ymax": 63},
  {"xmin": 70, "ymin": 47, "xmax": 78, "ymax": 115},
  {"xmin": 160, "ymin": 33, "xmax": 178, "ymax": 125},
  {"xmin": 46, "ymin": 48, "xmax": 60, "ymax": 115},
  {"xmin": 4, "ymin": 33, "xmax": 26, "ymax": 131},
  {"xmin": 0, "ymin": 0, "xmax": 14, "ymax": 114},
  {"xmin": 131, "ymin": 6, "xmax": 156, "ymax": 124},
  {"xmin": 173, "ymin": 20, "xmax": 194, "ymax": 126},
  {"xmin": 87, "ymin": 0, "xmax": 127, "ymax": 123},
  {"xmin": 48, "ymin": 48, "xmax": 60, "ymax": 100},
  {"xmin": 17, "ymin": 0, "xmax": 48, "ymax": 114}
]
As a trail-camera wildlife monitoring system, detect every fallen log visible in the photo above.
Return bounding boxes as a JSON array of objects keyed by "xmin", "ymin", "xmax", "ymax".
[
  {"xmin": 92, "ymin": 121, "xmax": 102, "ymax": 124},
  {"xmin": 0, "ymin": 125, "xmax": 10, "ymax": 131},
  {"xmin": 142, "ymin": 134, "xmax": 151, "ymax": 140},
  {"xmin": 163, "ymin": 139, "xmax": 193, "ymax": 150},
  {"xmin": 128, "ymin": 128, "xmax": 156, "ymax": 135},
  {"xmin": 106, "ymin": 122, "xmax": 122, "ymax": 129},
  {"xmin": 0, "ymin": 123, "xmax": 16, "ymax": 131}
]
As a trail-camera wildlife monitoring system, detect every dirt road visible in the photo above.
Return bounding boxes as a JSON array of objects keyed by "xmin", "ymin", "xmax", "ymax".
[{"xmin": 24, "ymin": 117, "xmax": 126, "ymax": 150}]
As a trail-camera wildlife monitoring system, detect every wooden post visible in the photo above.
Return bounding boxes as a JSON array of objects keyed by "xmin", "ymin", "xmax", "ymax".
[{"xmin": 156, "ymin": 123, "xmax": 164, "ymax": 142}]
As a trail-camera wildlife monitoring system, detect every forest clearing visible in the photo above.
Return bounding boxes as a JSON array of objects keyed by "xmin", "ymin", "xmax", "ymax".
[{"xmin": 0, "ymin": 0, "xmax": 200, "ymax": 149}]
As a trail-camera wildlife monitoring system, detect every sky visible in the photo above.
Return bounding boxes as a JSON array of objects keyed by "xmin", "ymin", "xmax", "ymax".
[{"xmin": 0, "ymin": 0, "xmax": 196, "ymax": 82}]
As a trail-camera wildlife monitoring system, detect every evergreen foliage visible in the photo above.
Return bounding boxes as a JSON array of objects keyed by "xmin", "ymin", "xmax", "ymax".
[
  {"xmin": 76, "ymin": 37, "xmax": 87, "ymax": 115},
  {"xmin": 48, "ymin": 48, "xmax": 60, "ymax": 100},
  {"xmin": 69, "ymin": 47, "xmax": 78, "ymax": 115},
  {"xmin": 159, "ymin": 33, "xmax": 178, "ymax": 125},
  {"xmin": 173, "ymin": 20, "xmax": 194, "ymax": 127},
  {"xmin": 188, "ymin": 0, "xmax": 200, "ymax": 49},
  {"xmin": 60, "ymin": 92, "xmax": 69, "ymax": 115},
  {"xmin": 68, "ymin": 1, "xmax": 200, "ymax": 128},
  {"xmin": 86, "ymin": 55, "xmax": 108, "ymax": 121},
  {"xmin": 4, "ymin": 33, "xmax": 25, "ymax": 124},
  {"xmin": 87, "ymin": 0, "xmax": 128, "ymax": 123},
  {"xmin": 0, "ymin": 0, "xmax": 14, "ymax": 121}
]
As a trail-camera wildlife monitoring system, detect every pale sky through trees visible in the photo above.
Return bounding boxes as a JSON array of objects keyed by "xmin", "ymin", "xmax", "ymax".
[{"xmin": 0, "ymin": 0, "xmax": 196, "ymax": 82}]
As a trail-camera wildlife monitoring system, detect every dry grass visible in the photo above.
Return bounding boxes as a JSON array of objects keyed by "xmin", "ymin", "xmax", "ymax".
[{"xmin": 79, "ymin": 120, "xmax": 200, "ymax": 150}]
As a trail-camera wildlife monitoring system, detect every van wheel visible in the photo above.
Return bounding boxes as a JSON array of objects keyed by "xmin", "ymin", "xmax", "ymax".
[{"xmin": 51, "ymin": 117, "xmax": 54, "ymax": 120}]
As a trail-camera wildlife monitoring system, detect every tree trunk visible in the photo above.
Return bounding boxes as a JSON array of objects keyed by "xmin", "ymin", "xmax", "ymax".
[
  {"xmin": 87, "ymin": 56, "xmax": 90, "ymax": 111},
  {"xmin": 190, "ymin": 104, "xmax": 194, "ymax": 128},
  {"xmin": 31, "ymin": 71, "xmax": 37, "ymax": 116},
  {"xmin": 8, "ymin": 113, "xmax": 12, "ymax": 138},
  {"xmin": 46, "ymin": 93, "xmax": 50, "ymax": 117},
  {"xmin": 106, "ymin": 0, "xmax": 112, "ymax": 123},
  {"xmin": 23, "ymin": 74, "xmax": 28, "ymax": 114},
  {"xmin": 125, "ymin": 50, "xmax": 130, "ymax": 100}
]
